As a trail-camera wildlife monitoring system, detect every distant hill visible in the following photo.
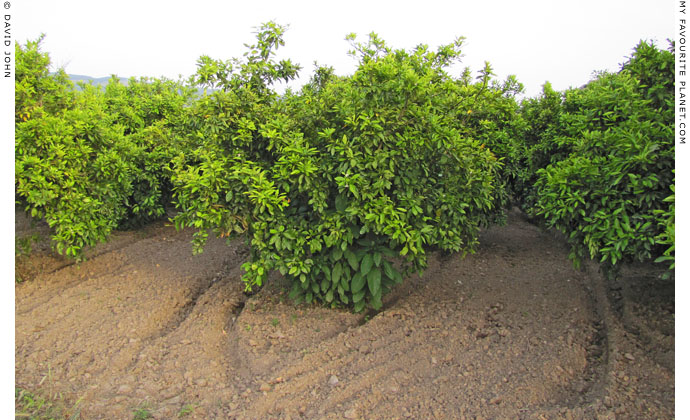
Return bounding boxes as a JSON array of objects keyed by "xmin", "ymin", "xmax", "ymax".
[
  {"xmin": 67, "ymin": 74, "xmax": 129, "ymax": 89},
  {"xmin": 65, "ymin": 74, "xmax": 211, "ymax": 95}
]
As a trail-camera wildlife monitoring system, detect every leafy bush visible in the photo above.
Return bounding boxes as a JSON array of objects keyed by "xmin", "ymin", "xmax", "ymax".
[
  {"xmin": 100, "ymin": 76, "xmax": 195, "ymax": 228},
  {"xmin": 15, "ymin": 98, "xmax": 133, "ymax": 257},
  {"xmin": 15, "ymin": 38, "xmax": 191, "ymax": 258},
  {"xmin": 516, "ymin": 82, "xmax": 567, "ymax": 205},
  {"xmin": 170, "ymin": 21, "xmax": 301, "ymax": 252},
  {"xmin": 172, "ymin": 25, "xmax": 505, "ymax": 310},
  {"xmin": 524, "ymin": 41, "xmax": 674, "ymax": 272},
  {"xmin": 18, "ymin": 27, "xmax": 673, "ymax": 300},
  {"xmin": 15, "ymin": 35, "xmax": 74, "ymax": 123},
  {"xmin": 654, "ymin": 183, "xmax": 674, "ymax": 277},
  {"xmin": 452, "ymin": 64, "xmax": 526, "ymax": 211}
]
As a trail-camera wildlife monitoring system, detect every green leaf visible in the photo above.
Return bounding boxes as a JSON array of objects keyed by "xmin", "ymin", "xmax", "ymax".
[
  {"xmin": 393, "ymin": 268, "xmax": 403, "ymax": 284},
  {"xmin": 345, "ymin": 249, "xmax": 359, "ymax": 270},
  {"xmin": 351, "ymin": 272, "xmax": 365, "ymax": 293},
  {"xmin": 340, "ymin": 293, "xmax": 349, "ymax": 305},
  {"xmin": 354, "ymin": 299, "xmax": 366, "ymax": 313},
  {"xmin": 382, "ymin": 259, "xmax": 394, "ymax": 280},
  {"xmin": 381, "ymin": 247, "xmax": 396, "ymax": 257},
  {"xmin": 361, "ymin": 254, "xmax": 373, "ymax": 276},
  {"xmin": 373, "ymin": 252, "xmax": 382, "ymax": 267},
  {"xmin": 367, "ymin": 267, "xmax": 381, "ymax": 296},
  {"xmin": 352, "ymin": 289, "xmax": 365, "ymax": 303},
  {"xmin": 332, "ymin": 262, "xmax": 343, "ymax": 285},
  {"xmin": 370, "ymin": 292, "xmax": 382, "ymax": 310},
  {"xmin": 341, "ymin": 275, "xmax": 350, "ymax": 291}
]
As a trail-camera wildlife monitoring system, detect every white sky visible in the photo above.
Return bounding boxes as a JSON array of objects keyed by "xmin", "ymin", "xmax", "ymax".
[{"xmin": 17, "ymin": 0, "xmax": 675, "ymax": 97}]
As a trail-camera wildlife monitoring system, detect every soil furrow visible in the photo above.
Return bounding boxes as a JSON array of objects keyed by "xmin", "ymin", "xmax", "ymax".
[{"xmin": 15, "ymin": 208, "xmax": 674, "ymax": 419}]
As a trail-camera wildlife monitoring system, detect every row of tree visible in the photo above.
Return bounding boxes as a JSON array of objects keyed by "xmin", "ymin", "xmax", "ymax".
[{"xmin": 15, "ymin": 24, "xmax": 674, "ymax": 310}]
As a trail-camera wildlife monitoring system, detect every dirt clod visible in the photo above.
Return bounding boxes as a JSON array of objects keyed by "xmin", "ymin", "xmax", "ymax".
[
  {"xmin": 344, "ymin": 408, "xmax": 358, "ymax": 419},
  {"xmin": 116, "ymin": 384, "xmax": 132, "ymax": 395}
]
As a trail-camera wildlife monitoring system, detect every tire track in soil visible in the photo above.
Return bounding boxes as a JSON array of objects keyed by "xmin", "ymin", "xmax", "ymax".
[
  {"xmin": 15, "ymin": 209, "xmax": 675, "ymax": 419},
  {"xmin": 225, "ymin": 211, "xmax": 609, "ymax": 420},
  {"xmin": 16, "ymin": 224, "xmax": 248, "ymax": 420},
  {"xmin": 15, "ymin": 220, "xmax": 173, "ymax": 316}
]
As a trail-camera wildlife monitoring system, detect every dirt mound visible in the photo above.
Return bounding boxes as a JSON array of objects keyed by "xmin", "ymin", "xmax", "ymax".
[{"xmin": 15, "ymin": 209, "xmax": 674, "ymax": 419}]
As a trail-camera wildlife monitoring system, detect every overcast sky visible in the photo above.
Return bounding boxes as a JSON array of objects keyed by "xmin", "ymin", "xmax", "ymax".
[{"xmin": 17, "ymin": 0, "xmax": 675, "ymax": 97}]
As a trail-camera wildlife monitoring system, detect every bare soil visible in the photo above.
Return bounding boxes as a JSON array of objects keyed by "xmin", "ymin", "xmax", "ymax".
[{"xmin": 15, "ymin": 209, "xmax": 674, "ymax": 419}]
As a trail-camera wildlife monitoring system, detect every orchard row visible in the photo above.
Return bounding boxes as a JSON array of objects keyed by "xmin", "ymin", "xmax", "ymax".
[{"xmin": 15, "ymin": 23, "xmax": 674, "ymax": 310}]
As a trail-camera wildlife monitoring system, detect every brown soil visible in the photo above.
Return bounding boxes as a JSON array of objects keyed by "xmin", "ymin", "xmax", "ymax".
[{"xmin": 15, "ymin": 209, "xmax": 674, "ymax": 420}]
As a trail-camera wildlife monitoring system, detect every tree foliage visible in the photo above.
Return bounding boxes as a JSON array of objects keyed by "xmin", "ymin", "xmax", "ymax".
[
  {"xmin": 15, "ymin": 37, "xmax": 191, "ymax": 258},
  {"xmin": 171, "ymin": 25, "xmax": 505, "ymax": 310},
  {"xmin": 15, "ymin": 28, "xmax": 674, "ymax": 302},
  {"xmin": 521, "ymin": 41, "xmax": 674, "ymax": 274}
]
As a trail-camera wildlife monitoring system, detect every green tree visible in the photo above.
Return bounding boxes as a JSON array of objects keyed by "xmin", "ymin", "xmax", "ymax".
[
  {"xmin": 172, "ymin": 26, "xmax": 505, "ymax": 311},
  {"xmin": 15, "ymin": 37, "xmax": 191, "ymax": 258},
  {"xmin": 523, "ymin": 41, "xmax": 674, "ymax": 274},
  {"xmin": 15, "ymin": 34, "xmax": 74, "ymax": 123}
]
